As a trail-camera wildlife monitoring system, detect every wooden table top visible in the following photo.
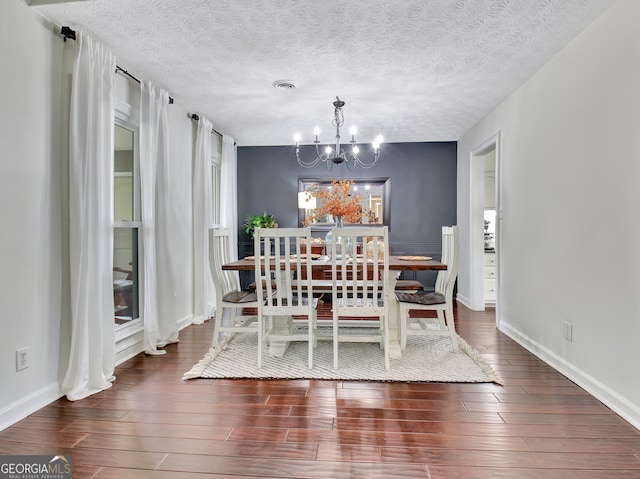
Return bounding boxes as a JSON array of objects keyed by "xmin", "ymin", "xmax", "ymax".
[{"xmin": 222, "ymin": 255, "xmax": 446, "ymax": 271}]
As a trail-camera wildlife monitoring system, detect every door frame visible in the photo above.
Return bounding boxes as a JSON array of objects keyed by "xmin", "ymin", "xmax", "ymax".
[{"xmin": 470, "ymin": 132, "xmax": 501, "ymax": 328}]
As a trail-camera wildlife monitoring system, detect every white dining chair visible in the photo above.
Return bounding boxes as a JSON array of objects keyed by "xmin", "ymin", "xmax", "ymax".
[
  {"xmin": 211, "ymin": 228, "xmax": 263, "ymax": 347},
  {"xmin": 254, "ymin": 227, "xmax": 318, "ymax": 368},
  {"xmin": 395, "ymin": 225, "xmax": 459, "ymax": 351},
  {"xmin": 330, "ymin": 226, "xmax": 390, "ymax": 371}
]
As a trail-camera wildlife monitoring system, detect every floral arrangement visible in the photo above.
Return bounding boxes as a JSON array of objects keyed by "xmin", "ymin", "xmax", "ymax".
[{"xmin": 304, "ymin": 179, "xmax": 364, "ymax": 226}]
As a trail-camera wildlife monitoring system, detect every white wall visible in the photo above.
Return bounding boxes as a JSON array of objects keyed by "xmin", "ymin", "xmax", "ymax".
[
  {"xmin": 0, "ymin": 1, "xmax": 65, "ymax": 428},
  {"xmin": 0, "ymin": 1, "xmax": 197, "ymax": 429},
  {"xmin": 457, "ymin": 0, "xmax": 640, "ymax": 428}
]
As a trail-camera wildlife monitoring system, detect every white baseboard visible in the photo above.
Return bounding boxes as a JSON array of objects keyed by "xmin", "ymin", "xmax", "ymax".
[
  {"xmin": 178, "ymin": 314, "xmax": 195, "ymax": 331},
  {"xmin": 455, "ymin": 294, "xmax": 473, "ymax": 310},
  {"xmin": 1, "ymin": 313, "xmax": 207, "ymax": 432},
  {"xmin": 113, "ymin": 314, "xmax": 195, "ymax": 365},
  {"xmin": 499, "ymin": 321, "xmax": 640, "ymax": 431},
  {"xmin": 0, "ymin": 383, "xmax": 62, "ymax": 431}
]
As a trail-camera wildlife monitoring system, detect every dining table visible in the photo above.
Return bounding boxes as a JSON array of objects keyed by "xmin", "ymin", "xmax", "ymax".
[{"xmin": 222, "ymin": 254, "xmax": 446, "ymax": 359}]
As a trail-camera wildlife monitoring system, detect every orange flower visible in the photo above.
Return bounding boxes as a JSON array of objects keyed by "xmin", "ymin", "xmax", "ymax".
[{"xmin": 304, "ymin": 179, "xmax": 365, "ymax": 226}]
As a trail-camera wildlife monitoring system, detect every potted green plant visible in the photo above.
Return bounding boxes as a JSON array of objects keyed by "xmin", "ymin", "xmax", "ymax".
[{"xmin": 243, "ymin": 212, "xmax": 278, "ymax": 238}]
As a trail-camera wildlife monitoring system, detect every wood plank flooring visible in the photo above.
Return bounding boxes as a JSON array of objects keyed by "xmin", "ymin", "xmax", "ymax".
[{"xmin": 1, "ymin": 304, "xmax": 639, "ymax": 478}]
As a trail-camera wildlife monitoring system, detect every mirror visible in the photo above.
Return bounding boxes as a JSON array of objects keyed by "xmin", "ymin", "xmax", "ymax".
[{"xmin": 298, "ymin": 177, "xmax": 391, "ymax": 229}]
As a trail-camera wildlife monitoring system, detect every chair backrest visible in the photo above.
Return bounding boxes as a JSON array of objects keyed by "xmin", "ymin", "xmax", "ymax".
[
  {"xmin": 211, "ymin": 228, "xmax": 239, "ymax": 299},
  {"xmin": 331, "ymin": 226, "xmax": 389, "ymax": 314},
  {"xmin": 254, "ymin": 227, "xmax": 314, "ymax": 315},
  {"xmin": 434, "ymin": 225, "xmax": 459, "ymax": 300}
]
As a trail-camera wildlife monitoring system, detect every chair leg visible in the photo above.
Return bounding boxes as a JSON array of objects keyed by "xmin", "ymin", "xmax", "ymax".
[
  {"xmin": 257, "ymin": 328, "xmax": 262, "ymax": 368},
  {"xmin": 212, "ymin": 306, "xmax": 224, "ymax": 347},
  {"xmin": 436, "ymin": 309, "xmax": 447, "ymax": 331},
  {"xmin": 383, "ymin": 315, "xmax": 390, "ymax": 371},
  {"xmin": 313, "ymin": 320, "xmax": 318, "ymax": 348},
  {"xmin": 307, "ymin": 314, "xmax": 314, "ymax": 369},
  {"xmin": 257, "ymin": 314, "xmax": 264, "ymax": 368},
  {"xmin": 399, "ymin": 303, "xmax": 408, "ymax": 351},
  {"xmin": 308, "ymin": 330, "xmax": 313, "ymax": 369},
  {"xmin": 333, "ymin": 315, "xmax": 339, "ymax": 370},
  {"xmin": 444, "ymin": 306, "xmax": 459, "ymax": 351}
]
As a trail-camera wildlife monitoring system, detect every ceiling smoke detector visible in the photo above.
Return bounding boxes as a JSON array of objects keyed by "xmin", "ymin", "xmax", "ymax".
[{"xmin": 272, "ymin": 80, "xmax": 297, "ymax": 90}]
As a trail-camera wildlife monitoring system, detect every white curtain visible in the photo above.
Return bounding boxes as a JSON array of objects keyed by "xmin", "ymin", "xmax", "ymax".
[
  {"xmin": 63, "ymin": 31, "xmax": 116, "ymax": 401},
  {"xmin": 220, "ymin": 135, "xmax": 238, "ymax": 259},
  {"xmin": 140, "ymin": 81, "xmax": 178, "ymax": 354},
  {"xmin": 193, "ymin": 117, "xmax": 216, "ymax": 324}
]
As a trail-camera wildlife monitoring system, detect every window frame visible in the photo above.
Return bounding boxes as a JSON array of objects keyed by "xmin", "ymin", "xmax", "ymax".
[
  {"xmin": 113, "ymin": 114, "xmax": 142, "ymax": 331},
  {"xmin": 210, "ymin": 131, "xmax": 222, "ymax": 228}
]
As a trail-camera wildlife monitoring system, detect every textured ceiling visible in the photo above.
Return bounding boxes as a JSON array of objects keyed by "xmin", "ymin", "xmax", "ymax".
[{"xmin": 32, "ymin": 0, "xmax": 614, "ymax": 146}]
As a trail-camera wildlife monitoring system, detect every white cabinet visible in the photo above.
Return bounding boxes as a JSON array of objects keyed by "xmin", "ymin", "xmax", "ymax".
[{"xmin": 484, "ymin": 252, "xmax": 496, "ymax": 304}]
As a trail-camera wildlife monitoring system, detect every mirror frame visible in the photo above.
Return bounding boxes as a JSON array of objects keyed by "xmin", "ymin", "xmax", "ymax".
[{"xmin": 297, "ymin": 177, "xmax": 391, "ymax": 230}]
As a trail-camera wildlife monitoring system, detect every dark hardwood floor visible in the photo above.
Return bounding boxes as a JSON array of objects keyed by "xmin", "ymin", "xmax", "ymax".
[{"xmin": 1, "ymin": 304, "xmax": 639, "ymax": 478}]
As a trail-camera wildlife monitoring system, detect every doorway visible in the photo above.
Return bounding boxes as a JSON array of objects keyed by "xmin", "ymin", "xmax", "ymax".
[{"xmin": 471, "ymin": 133, "xmax": 500, "ymax": 327}]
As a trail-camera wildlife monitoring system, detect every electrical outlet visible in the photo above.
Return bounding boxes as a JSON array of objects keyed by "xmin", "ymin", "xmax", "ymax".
[
  {"xmin": 563, "ymin": 320, "xmax": 573, "ymax": 342},
  {"xmin": 16, "ymin": 347, "xmax": 29, "ymax": 371}
]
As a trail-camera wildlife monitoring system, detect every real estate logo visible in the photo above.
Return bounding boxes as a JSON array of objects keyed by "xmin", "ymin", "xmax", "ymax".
[{"xmin": 0, "ymin": 455, "xmax": 72, "ymax": 479}]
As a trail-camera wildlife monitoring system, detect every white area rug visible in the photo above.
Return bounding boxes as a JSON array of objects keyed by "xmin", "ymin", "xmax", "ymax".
[{"xmin": 183, "ymin": 329, "xmax": 502, "ymax": 384}]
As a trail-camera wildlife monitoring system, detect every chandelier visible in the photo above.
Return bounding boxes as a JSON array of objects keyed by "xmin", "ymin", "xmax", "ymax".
[{"xmin": 294, "ymin": 97, "xmax": 383, "ymax": 170}]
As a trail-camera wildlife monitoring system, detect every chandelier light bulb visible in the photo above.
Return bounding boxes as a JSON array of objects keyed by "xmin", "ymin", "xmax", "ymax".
[
  {"xmin": 349, "ymin": 126, "xmax": 357, "ymax": 135},
  {"xmin": 294, "ymin": 133, "xmax": 301, "ymax": 143},
  {"xmin": 373, "ymin": 134, "xmax": 383, "ymax": 151},
  {"xmin": 313, "ymin": 127, "xmax": 321, "ymax": 136},
  {"xmin": 353, "ymin": 145, "xmax": 360, "ymax": 154},
  {"xmin": 325, "ymin": 146, "xmax": 332, "ymax": 156}
]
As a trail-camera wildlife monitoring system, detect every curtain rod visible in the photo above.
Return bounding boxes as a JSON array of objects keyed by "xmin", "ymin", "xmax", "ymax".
[
  {"xmin": 61, "ymin": 26, "xmax": 76, "ymax": 41},
  {"xmin": 61, "ymin": 26, "xmax": 174, "ymax": 104},
  {"xmin": 116, "ymin": 66, "xmax": 174, "ymax": 104},
  {"xmin": 61, "ymin": 26, "xmax": 233, "ymax": 143},
  {"xmin": 189, "ymin": 114, "xmax": 223, "ymax": 137},
  {"xmin": 189, "ymin": 114, "xmax": 236, "ymax": 146}
]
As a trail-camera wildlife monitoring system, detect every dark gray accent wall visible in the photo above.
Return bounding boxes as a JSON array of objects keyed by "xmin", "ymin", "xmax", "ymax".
[{"xmin": 236, "ymin": 141, "xmax": 457, "ymax": 289}]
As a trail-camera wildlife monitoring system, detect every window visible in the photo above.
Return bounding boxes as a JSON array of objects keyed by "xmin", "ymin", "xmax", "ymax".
[
  {"xmin": 211, "ymin": 131, "xmax": 222, "ymax": 227},
  {"xmin": 113, "ymin": 122, "xmax": 141, "ymax": 327}
]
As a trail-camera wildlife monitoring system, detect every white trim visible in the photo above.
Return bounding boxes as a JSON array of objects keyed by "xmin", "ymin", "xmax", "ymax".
[
  {"xmin": 499, "ymin": 321, "xmax": 640, "ymax": 431},
  {"xmin": 114, "ymin": 98, "xmax": 139, "ymax": 123},
  {"xmin": 178, "ymin": 314, "xmax": 195, "ymax": 331},
  {"xmin": 455, "ymin": 294, "xmax": 472, "ymax": 310},
  {"xmin": 113, "ymin": 221, "xmax": 142, "ymax": 228},
  {"xmin": 114, "ymin": 107, "xmax": 144, "ymax": 350},
  {"xmin": 115, "ymin": 329, "xmax": 144, "ymax": 365},
  {"xmin": 0, "ymin": 383, "xmax": 63, "ymax": 431},
  {"xmin": 469, "ymin": 132, "xmax": 501, "ymax": 326},
  {"xmin": 115, "ymin": 319, "xmax": 143, "ymax": 341},
  {"xmin": 112, "ymin": 314, "xmax": 194, "ymax": 366}
]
